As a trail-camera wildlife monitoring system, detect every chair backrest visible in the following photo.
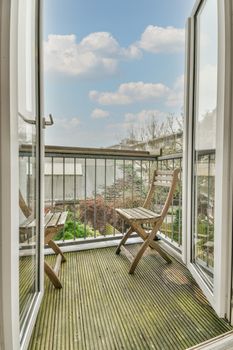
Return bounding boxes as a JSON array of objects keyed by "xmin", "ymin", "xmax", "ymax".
[
  {"xmin": 155, "ymin": 169, "xmax": 180, "ymax": 219},
  {"xmin": 143, "ymin": 168, "xmax": 180, "ymax": 220}
]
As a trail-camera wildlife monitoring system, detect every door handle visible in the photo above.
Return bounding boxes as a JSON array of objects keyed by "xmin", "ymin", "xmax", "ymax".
[
  {"xmin": 18, "ymin": 112, "xmax": 36, "ymax": 125},
  {"xmin": 19, "ymin": 112, "xmax": 54, "ymax": 128},
  {"xmin": 43, "ymin": 114, "xmax": 54, "ymax": 129}
]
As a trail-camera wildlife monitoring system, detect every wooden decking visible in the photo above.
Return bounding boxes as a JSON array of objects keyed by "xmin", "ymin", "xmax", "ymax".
[
  {"xmin": 19, "ymin": 255, "xmax": 36, "ymax": 323},
  {"xmin": 29, "ymin": 245, "xmax": 231, "ymax": 350}
]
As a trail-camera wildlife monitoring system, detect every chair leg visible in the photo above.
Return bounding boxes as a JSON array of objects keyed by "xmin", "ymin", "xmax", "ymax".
[
  {"xmin": 116, "ymin": 227, "xmax": 133, "ymax": 254},
  {"xmin": 44, "ymin": 261, "xmax": 62, "ymax": 289},
  {"xmin": 146, "ymin": 223, "xmax": 172, "ymax": 263},
  {"xmin": 129, "ymin": 238, "xmax": 151, "ymax": 274},
  {"xmin": 128, "ymin": 222, "xmax": 156, "ymax": 274},
  {"xmin": 129, "ymin": 222, "xmax": 171, "ymax": 273},
  {"xmin": 47, "ymin": 239, "xmax": 66, "ymax": 262},
  {"xmin": 149, "ymin": 241, "xmax": 172, "ymax": 263}
]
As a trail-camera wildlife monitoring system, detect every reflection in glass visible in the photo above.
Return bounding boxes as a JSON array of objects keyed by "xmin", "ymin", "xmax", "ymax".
[
  {"xmin": 18, "ymin": 0, "xmax": 39, "ymax": 330},
  {"xmin": 192, "ymin": 0, "xmax": 217, "ymax": 285}
]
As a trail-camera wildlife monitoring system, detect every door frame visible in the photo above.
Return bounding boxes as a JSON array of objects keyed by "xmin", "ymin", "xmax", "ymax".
[
  {"xmin": 0, "ymin": 1, "xmax": 19, "ymax": 348},
  {"xmin": 0, "ymin": 0, "xmax": 44, "ymax": 349},
  {"xmin": 183, "ymin": 0, "xmax": 233, "ymax": 319}
]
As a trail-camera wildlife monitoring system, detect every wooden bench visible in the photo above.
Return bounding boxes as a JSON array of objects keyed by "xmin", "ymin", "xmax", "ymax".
[{"xmin": 19, "ymin": 192, "xmax": 68, "ymax": 288}]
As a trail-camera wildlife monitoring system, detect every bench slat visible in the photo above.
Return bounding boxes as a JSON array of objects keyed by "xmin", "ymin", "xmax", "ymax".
[
  {"xmin": 116, "ymin": 207, "xmax": 160, "ymax": 221},
  {"xmin": 20, "ymin": 216, "xmax": 35, "ymax": 228},
  {"xmin": 44, "ymin": 211, "xmax": 53, "ymax": 227},
  {"xmin": 28, "ymin": 219, "xmax": 36, "ymax": 228},
  {"xmin": 125, "ymin": 208, "xmax": 146, "ymax": 219},
  {"xmin": 116, "ymin": 208, "xmax": 134, "ymax": 220},
  {"xmin": 47, "ymin": 212, "xmax": 61, "ymax": 227},
  {"xmin": 133, "ymin": 207, "xmax": 156, "ymax": 219},
  {"xmin": 57, "ymin": 211, "xmax": 68, "ymax": 226},
  {"xmin": 138, "ymin": 207, "xmax": 160, "ymax": 219}
]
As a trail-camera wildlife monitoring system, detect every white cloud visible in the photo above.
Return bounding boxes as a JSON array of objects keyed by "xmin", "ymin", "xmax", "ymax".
[
  {"xmin": 44, "ymin": 25, "xmax": 185, "ymax": 78},
  {"xmin": 166, "ymin": 66, "xmax": 217, "ymax": 113},
  {"xmin": 79, "ymin": 32, "xmax": 119, "ymax": 54},
  {"xmin": 138, "ymin": 25, "xmax": 185, "ymax": 54},
  {"xmin": 79, "ymin": 32, "xmax": 141, "ymax": 59},
  {"xmin": 89, "ymin": 90, "xmax": 131, "ymax": 106},
  {"xmin": 56, "ymin": 116, "xmax": 81, "ymax": 129},
  {"xmin": 89, "ymin": 81, "xmax": 170, "ymax": 105},
  {"xmin": 91, "ymin": 108, "xmax": 110, "ymax": 119},
  {"xmin": 121, "ymin": 44, "xmax": 142, "ymax": 59},
  {"xmin": 125, "ymin": 109, "xmax": 167, "ymax": 123},
  {"xmin": 166, "ymin": 75, "xmax": 184, "ymax": 107},
  {"xmin": 90, "ymin": 75, "xmax": 185, "ymax": 109},
  {"xmin": 44, "ymin": 32, "xmax": 141, "ymax": 77},
  {"xmin": 198, "ymin": 64, "xmax": 217, "ymax": 118}
]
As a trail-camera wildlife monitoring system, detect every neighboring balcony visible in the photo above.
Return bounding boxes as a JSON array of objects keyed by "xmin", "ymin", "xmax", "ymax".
[{"xmin": 19, "ymin": 146, "xmax": 226, "ymax": 350}]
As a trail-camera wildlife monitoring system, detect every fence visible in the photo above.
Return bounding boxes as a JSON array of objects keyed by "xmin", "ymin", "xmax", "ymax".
[{"xmin": 19, "ymin": 145, "xmax": 183, "ymax": 253}]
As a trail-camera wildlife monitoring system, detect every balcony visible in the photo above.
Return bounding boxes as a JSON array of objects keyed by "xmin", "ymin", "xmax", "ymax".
[
  {"xmin": 27, "ymin": 247, "xmax": 231, "ymax": 350},
  {"xmin": 19, "ymin": 146, "xmax": 231, "ymax": 349}
]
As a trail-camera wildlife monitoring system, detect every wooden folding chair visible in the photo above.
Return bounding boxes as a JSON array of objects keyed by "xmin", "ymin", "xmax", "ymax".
[
  {"xmin": 19, "ymin": 191, "xmax": 68, "ymax": 288},
  {"xmin": 115, "ymin": 168, "xmax": 180, "ymax": 274}
]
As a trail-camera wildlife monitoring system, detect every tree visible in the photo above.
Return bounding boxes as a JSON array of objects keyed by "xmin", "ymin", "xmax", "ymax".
[{"xmin": 123, "ymin": 111, "xmax": 184, "ymax": 154}]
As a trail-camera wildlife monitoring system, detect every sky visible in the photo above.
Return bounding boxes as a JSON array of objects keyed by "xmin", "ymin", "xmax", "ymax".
[{"xmin": 43, "ymin": 0, "xmax": 196, "ymax": 148}]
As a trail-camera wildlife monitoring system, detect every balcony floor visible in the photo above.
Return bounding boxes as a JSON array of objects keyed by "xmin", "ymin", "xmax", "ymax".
[{"xmin": 29, "ymin": 245, "xmax": 231, "ymax": 350}]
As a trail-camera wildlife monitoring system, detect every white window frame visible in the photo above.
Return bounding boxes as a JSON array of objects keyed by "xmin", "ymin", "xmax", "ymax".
[
  {"xmin": 0, "ymin": 1, "xmax": 20, "ymax": 348},
  {"xmin": 183, "ymin": 0, "xmax": 233, "ymax": 319}
]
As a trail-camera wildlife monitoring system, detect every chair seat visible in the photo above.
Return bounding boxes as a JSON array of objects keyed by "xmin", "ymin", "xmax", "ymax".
[
  {"xmin": 116, "ymin": 207, "xmax": 161, "ymax": 222},
  {"xmin": 20, "ymin": 211, "xmax": 68, "ymax": 230}
]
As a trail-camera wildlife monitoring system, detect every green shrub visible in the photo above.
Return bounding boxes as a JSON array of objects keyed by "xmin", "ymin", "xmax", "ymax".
[{"xmin": 54, "ymin": 218, "xmax": 97, "ymax": 240}]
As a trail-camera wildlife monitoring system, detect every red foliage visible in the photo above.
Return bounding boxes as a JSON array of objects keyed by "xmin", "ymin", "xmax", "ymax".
[{"xmin": 79, "ymin": 195, "xmax": 143, "ymax": 234}]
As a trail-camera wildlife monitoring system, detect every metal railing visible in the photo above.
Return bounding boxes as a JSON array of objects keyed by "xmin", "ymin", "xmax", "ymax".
[
  {"xmin": 193, "ymin": 149, "xmax": 215, "ymax": 277},
  {"xmin": 19, "ymin": 145, "xmax": 183, "ymax": 253}
]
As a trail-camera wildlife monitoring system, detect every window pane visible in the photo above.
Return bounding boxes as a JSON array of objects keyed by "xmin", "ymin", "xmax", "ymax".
[
  {"xmin": 192, "ymin": 0, "xmax": 218, "ymax": 286},
  {"xmin": 18, "ymin": 0, "xmax": 39, "ymax": 333}
]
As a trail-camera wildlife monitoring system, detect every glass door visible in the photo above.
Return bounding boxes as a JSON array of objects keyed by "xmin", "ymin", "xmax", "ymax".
[
  {"xmin": 185, "ymin": 0, "xmax": 233, "ymax": 318},
  {"xmin": 192, "ymin": 0, "xmax": 218, "ymax": 289},
  {"xmin": 18, "ymin": 0, "xmax": 43, "ymax": 345}
]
